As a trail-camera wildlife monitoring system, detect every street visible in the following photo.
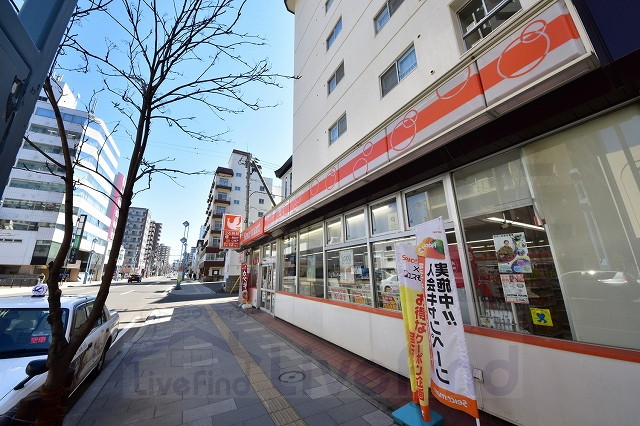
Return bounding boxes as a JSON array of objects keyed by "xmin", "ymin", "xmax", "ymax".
[{"xmin": 0, "ymin": 277, "xmax": 236, "ymax": 412}]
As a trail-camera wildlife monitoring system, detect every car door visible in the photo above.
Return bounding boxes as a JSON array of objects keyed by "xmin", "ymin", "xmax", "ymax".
[{"xmin": 69, "ymin": 302, "xmax": 103, "ymax": 385}]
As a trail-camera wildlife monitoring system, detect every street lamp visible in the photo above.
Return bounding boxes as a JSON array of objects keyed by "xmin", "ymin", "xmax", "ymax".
[
  {"xmin": 175, "ymin": 221, "xmax": 189, "ymax": 290},
  {"xmin": 83, "ymin": 238, "xmax": 98, "ymax": 284}
]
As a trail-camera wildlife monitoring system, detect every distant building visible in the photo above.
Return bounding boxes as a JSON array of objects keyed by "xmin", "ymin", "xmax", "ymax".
[
  {"xmin": 144, "ymin": 220, "xmax": 162, "ymax": 276},
  {"xmin": 156, "ymin": 244, "xmax": 170, "ymax": 275},
  {"xmin": 121, "ymin": 207, "xmax": 152, "ymax": 275},
  {"xmin": 0, "ymin": 80, "xmax": 120, "ymax": 280}
]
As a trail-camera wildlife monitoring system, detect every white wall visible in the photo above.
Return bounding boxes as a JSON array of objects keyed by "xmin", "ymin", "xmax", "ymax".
[{"xmin": 274, "ymin": 293, "xmax": 640, "ymax": 426}]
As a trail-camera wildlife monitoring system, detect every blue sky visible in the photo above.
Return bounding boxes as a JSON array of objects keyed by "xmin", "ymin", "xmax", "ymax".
[{"xmin": 56, "ymin": 1, "xmax": 294, "ymax": 260}]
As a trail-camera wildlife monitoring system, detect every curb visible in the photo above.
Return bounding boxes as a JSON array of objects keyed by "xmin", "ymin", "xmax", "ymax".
[{"xmin": 63, "ymin": 320, "xmax": 149, "ymax": 426}]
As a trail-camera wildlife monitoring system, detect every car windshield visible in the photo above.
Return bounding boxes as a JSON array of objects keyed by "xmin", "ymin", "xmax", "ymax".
[{"xmin": 0, "ymin": 308, "xmax": 69, "ymax": 358}]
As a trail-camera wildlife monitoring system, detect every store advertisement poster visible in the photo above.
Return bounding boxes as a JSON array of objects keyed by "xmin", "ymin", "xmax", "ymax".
[
  {"xmin": 339, "ymin": 249, "xmax": 355, "ymax": 283},
  {"xmin": 416, "ymin": 218, "xmax": 479, "ymax": 419},
  {"xmin": 493, "ymin": 232, "xmax": 532, "ymax": 273},
  {"xmin": 395, "ymin": 243, "xmax": 431, "ymax": 421},
  {"xmin": 220, "ymin": 213, "xmax": 242, "ymax": 249},
  {"xmin": 500, "ymin": 274, "xmax": 529, "ymax": 304}
]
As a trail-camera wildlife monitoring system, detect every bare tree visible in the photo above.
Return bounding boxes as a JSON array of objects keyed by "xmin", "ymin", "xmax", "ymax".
[{"xmin": 10, "ymin": 0, "xmax": 289, "ymax": 423}]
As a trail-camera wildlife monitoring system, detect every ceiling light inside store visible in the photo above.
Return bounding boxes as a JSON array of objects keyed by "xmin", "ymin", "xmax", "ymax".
[{"xmin": 485, "ymin": 217, "xmax": 545, "ymax": 231}]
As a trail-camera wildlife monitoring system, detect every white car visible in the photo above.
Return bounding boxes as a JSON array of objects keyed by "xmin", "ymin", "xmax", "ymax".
[{"xmin": 0, "ymin": 293, "xmax": 120, "ymax": 414}]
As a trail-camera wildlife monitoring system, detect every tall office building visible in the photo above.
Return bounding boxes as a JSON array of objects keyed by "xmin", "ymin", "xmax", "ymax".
[{"xmin": 0, "ymin": 79, "xmax": 120, "ymax": 280}]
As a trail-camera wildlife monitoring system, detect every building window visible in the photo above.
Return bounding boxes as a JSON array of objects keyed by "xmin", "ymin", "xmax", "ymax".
[
  {"xmin": 281, "ymin": 234, "xmax": 297, "ymax": 293},
  {"xmin": 235, "ymin": 172, "xmax": 242, "ymax": 177},
  {"xmin": 405, "ymin": 181, "xmax": 448, "ymax": 228},
  {"xmin": 381, "ymin": 45, "xmax": 417, "ymax": 97},
  {"xmin": 345, "ymin": 209, "xmax": 366, "ymax": 240},
  {"xmin": 326, "ymin": 216, "xmax": 342, "ymax": 245},
  {"xmin": 458, "ymin": 0, "xmax": 522, "ymax": 50},
  {"xmin": 258, "ymin": 198, "xmax": 265, "ymax": 204},
  {"xmin": 370, "ymin": 198, "xmax": 400, "ymax": 234},
  {"xmin": 374, "ymin": 0, "xmax": 404, "ymax": 33},
  {"xmin": 325, "ymin": 0, "xmax": 333, "ymax": 12},
  {"xmin": 326, "ymin": 17, "xmax": 342, "ymax": 50},
  {"xmin": 327, "ymin": 245, "xmax": 371, "ymax": 306},
  {"xmin": 258, "ymin": 212, "xmax": 264, "ymax": 217},
  {"xmin": 328, "ymin": 62, "xmax": 344, "ymax": 94},
  {"xmin": 329, "ymin": 113, "xmax": 347, "ymax": 144},
  {"xmin": 233, "ymin": 200, "xmax": 240, "ymax": 205},
  {"xmin": 234, "ymin": 186, "xmax": 241, "ymax": 191},
  {"xmin": 298, "ymin": 224, "xmax": 324, "ymax": 298},
  {"xmin": 219, "ymin": 178, "xmax": 229, "ymax": 186}
]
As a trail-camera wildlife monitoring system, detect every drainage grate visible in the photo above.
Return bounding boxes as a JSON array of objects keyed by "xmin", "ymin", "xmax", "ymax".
[{"xmin": 278, "ymin": 371, "xmax": 305, "ymax": 383}]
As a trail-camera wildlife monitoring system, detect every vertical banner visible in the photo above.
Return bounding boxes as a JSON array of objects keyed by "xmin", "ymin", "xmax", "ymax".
[
  {"xmin": 396, "ymin": 243, "xmax": 431, "ymax": 422},
  {"xmin": 68, "ymin": 214, "xmax": 87, "ymax": 264},
  {"xmin": 240, "ymin": 263, "xmax": 249, "ymax": 304},
  {"xmin": 416, "ymin": 218, "xmax": 479, "ymax": 419}
]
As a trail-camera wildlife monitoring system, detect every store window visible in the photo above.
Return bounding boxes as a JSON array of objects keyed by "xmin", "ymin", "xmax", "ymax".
[
  {"xmin": 372, "ymin": 238, "xmax": 412, "ymax": 311},
  {"xmin": 282, "ymin": 234, "xmax": 297, "ymax": 293},
  {"xmin": 327, "ymin": 245, "xmax": 371, "ymax": 306},
  {"xmin": 298, "ymin": 224, "xmax": 324, "ymax": 297},
  {"xmin": 346, "ymin": 209, "xmax": 366, "ymax": 240},
  {"xmin": 370, "ymin": 198, "xmax": 400, "ymax": 234},
  {"xmin": 457, "ymin": 0, "xmax": 521, "ymax": 50},
  {"xmin": 523, "ymin": 104, "xmax": 640, "ymax": 350},
  {"xmin": 455, "ymin": 150, "xmax": 570, "ymax": 338},
  {"xmin": 405, "ymin": 181, "xmax": 449, "ymax": 227},
  {"xmin": 326, "ymin": 216, "xmax": 342, "ymax": 245}
]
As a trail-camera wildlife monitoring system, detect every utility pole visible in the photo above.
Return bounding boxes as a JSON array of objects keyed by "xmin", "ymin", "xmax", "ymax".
[{"xmin": 244, "ymin": 152, "xmax": 251, "ymax": 230}]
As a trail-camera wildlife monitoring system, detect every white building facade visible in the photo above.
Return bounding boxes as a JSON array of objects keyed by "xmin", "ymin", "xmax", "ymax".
[
  {"xmin": 0, "ymin": 81, "xmax": 120, "ymax": 281},
  {"xmin": 198, "ymin": 149, "xmax": 273, "ymax": 286},
  {"xmin": 237, "ymin": 1, "xmax": 640, "ymax": 425}
]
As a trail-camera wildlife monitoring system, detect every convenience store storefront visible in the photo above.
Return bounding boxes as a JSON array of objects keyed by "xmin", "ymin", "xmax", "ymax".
[{"xmin": 239, "ymin": 4, "xmax": 640, "ymax": 424}]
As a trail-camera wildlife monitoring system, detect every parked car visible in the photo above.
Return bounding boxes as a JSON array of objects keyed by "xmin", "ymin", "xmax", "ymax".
[
  {"xmin": 128, "ymin": 274, "xmax": 142, "ymax": 283},
  {"xmin": 0, "ymin": 293, "xmax": 119, "ymax": 414}
]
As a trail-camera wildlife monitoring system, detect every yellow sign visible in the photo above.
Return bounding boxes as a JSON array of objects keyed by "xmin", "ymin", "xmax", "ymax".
[{"xmin": 530, "ymin": 308, "xmax": 553, "ymax": 326}]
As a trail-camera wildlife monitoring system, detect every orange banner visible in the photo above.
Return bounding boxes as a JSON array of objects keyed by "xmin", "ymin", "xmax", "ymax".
[{"xmin": 396, "ymin": 243, "xmax": 431, "ymax": 421}]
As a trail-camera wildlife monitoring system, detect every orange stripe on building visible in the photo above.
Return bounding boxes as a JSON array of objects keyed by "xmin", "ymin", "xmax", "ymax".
[{"xmin": 479, "ymin": 13, "xmax": 581, "ymax": 90}]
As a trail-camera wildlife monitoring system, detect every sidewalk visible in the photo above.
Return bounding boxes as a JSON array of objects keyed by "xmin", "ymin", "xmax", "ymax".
[{"xmin": 65, "ymin": 282, "xmax": 514, "ymax": 425}]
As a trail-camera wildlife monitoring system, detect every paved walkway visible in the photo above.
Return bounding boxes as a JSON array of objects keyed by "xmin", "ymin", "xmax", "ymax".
[{"xmin": 64, "ymin": 282, "xmax": 514, "ymax": 425}]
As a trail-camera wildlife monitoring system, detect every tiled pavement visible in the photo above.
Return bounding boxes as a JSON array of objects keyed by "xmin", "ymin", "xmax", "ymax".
[{"xmin": 65, "ymin": 282, "xmax": 514, "ymax": 425}]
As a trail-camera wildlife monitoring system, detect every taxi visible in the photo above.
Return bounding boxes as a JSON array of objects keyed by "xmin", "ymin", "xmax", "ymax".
[{"xmin": 0, "ymin": 287, "xmax": 119, "ymax": 414}]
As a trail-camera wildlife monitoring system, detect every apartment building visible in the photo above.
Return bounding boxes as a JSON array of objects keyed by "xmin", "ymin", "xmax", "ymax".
[
  {"xmin": 0, "ymin": 80, "xmax": 120, "ymax": 281},
  {"xmin": 198, "ymin": 149, "xmax": 273, "ymax": 285},
  {"xmin": 121, "ymin": 207, "xmax": 152, "ymax": 276},
  {"xmin": 238, "ymin": 1, "xmax": 640, "ymax": 425}
]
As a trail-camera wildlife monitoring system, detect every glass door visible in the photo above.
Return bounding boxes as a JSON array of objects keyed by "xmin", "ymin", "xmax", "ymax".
[{"xmin": 260, "ymin": 259, "xmax": 276, "ymax": 313}]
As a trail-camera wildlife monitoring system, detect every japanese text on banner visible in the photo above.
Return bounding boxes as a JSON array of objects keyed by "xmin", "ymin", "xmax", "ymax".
[{"xmin": 416, "ymin": 218, "xmax": 479, "ymax": 419}]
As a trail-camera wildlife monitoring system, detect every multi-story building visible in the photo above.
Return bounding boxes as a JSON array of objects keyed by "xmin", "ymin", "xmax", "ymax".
[
  {"xmin": 121, "ymin": 207, "xmax": 152, "ymax": 276},
  {"xmin": 143, "ymin": 220, "xmax": 162, "ymax": 276},
  {"xmin": 198, "ymin": 149, "xmax": 273, "ymax": 285},
  {"xmin": 0, "ymin": 79, "xmax": 120, "ymax": 281},
  {"xmin": 155, "ymin": 244, "xmax": 170, "ymax": 276},
  {"xmin": 236, "ymin": 1, "xmax": 640, "ymax": 425}
]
